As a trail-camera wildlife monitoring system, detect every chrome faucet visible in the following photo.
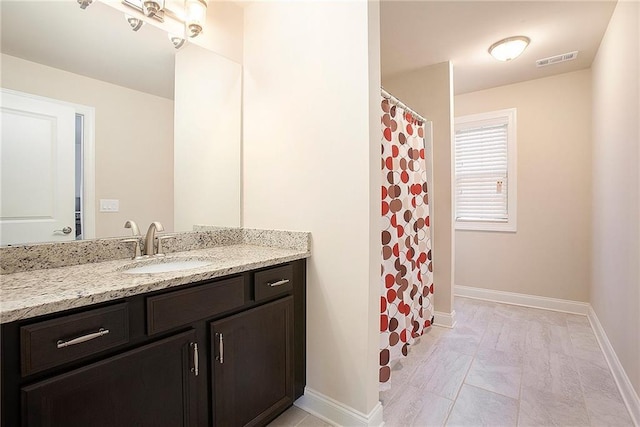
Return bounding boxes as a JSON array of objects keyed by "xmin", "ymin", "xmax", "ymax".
[{"xmin": 144, "ymin": 221, "xmax": 164, "ymax": 256}]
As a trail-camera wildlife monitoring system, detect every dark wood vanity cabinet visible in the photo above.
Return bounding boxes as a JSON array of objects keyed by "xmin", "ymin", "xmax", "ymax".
[
  {"xmin": 212, "ymin": 296, "xmax": 294, "ymax": 427},
  {"xmin": 22, "ymin": 330, "xmax": 199, "ymax": 427},
  {"xmin": 0, "ymin": 259, "xmax": 306, "ymax": 427}
]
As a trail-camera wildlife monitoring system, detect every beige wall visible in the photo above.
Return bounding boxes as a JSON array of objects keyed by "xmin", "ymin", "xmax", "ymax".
[
  {"xmin": 383, "ymin": 62, "xmax": 456, "ymax": 318},
  {"xmin": 174, "ymin": 44, "xmax": 242, "ymax": 230},
  {"xmin": 591, "ymin": 0, "xmax": 640, "ymax": 396},
  {"xmin": 194, "ymin": 1, "xmax": 244, "ymax": 64},
  {"xmin": 243, "ymin": 0, "xmax": 381, "ymax": 417},
  {"xmin": 1, "ymin": 54, "xmax": 174, "ymax": 238},
  {"xmin": 454, "ymin": 70, "xmax": 592, "ymax": 302}
]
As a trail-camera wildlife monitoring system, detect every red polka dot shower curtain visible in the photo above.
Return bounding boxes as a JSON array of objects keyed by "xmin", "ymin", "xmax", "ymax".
[{"xmin": 380, "ymin": 94, "xmax": 434, "ymax": 389}]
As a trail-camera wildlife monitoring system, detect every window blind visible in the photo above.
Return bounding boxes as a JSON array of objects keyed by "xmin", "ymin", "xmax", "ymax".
[{"xmin": 455, "ymin": 123, "xmax": 508, "ymax": 222}]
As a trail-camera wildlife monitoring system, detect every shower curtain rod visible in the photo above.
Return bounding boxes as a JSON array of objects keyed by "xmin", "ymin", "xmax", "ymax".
[{"xmin": 381, "ymin": 87, "xmax": 428, "ymax": 123}]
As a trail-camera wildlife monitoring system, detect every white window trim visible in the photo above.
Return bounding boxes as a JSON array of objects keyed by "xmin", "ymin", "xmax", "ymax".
[{"xmin": 454, "ymin": 108, "xmax": 517, "ymax": 232}]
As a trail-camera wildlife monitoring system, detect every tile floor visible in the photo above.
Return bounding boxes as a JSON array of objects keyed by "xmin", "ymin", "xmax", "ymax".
[
  {"xmin": 268, "ymin": 405, "xmax": 333, "ymax": 427},
  {"xmin": 270, "ymin": 297, "xmax": 634, "ymax": 426}
]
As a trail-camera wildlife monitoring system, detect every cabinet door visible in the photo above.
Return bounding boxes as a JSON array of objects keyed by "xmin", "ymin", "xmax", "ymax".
[
  {"xmin": 211, "ymin": 296, "xmax": 293, "ymax": 427},
  {"xmin": 22, "ymin": 330, "xmax": 199, "ymax": 427}
]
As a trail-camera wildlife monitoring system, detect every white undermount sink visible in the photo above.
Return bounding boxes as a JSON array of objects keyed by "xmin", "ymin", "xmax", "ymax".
[{"xmin": 122, "ymin": 259, "xmax": 213, "ymax": 274}]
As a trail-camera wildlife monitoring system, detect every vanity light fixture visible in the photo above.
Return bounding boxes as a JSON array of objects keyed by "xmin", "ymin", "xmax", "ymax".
[
  {"xmin": 168, "ymin": 33, "xmax": 186, "ymax": 50},
  {"xmin": 121, "ymin": 0, "xmax": 209, "ymax": 40},
  {"xmin": 77, "ymin": 0, "xmax": 94, "ymax": 9},
  {"xmin": 142, "ymin": 0, "xmax": 164, "ymax": 17},
  {"xmin": 125, "ymin": 14, "xmax": 145, "ymax": 32},
  {"xmin": 488, "ymin": 36, "xmax": 530, "ymax": 61},
  {"xmin": 185, "ymin": 0, "xmax": 207, "ymax": 38}
]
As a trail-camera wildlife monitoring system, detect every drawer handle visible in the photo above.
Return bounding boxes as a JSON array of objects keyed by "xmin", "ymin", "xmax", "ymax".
[
  {"xmin": 267, "ymin": 279, "xmax": 290, "ymax": 288},
  {"xmin": 191, "ymin": 342, "xmax": 199, "ymax": 376},
  {"xmin": 56, "ymin": 328, "xmax": 110, "ymax": 349}
]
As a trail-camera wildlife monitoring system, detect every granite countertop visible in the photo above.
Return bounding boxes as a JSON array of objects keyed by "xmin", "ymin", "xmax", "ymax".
[{"xmin": 0, "ymin": 243, "xmax": 310, "ymax": 324}]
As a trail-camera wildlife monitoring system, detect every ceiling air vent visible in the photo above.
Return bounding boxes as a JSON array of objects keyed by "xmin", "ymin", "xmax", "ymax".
[{"xmin": 536, "ymin": 51, "xmax": 579, "ymax": 67}]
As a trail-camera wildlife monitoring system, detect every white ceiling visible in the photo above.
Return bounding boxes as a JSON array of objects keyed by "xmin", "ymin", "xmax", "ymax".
[
  {"xmin": 1, "ymin": 1, "xmax": 617, "ymax": 99},
  {"xmin": 380, "ymin": 0, "xmax": 617, "ymax": 94}
]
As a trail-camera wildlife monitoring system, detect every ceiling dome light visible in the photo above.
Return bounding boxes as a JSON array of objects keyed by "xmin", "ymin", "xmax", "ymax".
[{"xmin": 489, "ymin": 36, "xmax": 530, "ymax": 61}]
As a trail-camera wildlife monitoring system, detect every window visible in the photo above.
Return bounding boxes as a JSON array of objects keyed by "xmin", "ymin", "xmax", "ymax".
[{"xmin": 454, "ymin": 108, "xmax": 517, "ymax": 232}]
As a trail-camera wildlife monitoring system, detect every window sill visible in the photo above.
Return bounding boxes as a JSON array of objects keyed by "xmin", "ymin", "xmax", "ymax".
[{"xmin": 455, "ymin": 220, "xmax": 516, "ymax": 233}]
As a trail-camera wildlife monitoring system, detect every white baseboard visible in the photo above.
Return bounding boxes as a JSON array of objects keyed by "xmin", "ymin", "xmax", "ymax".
[
  {"xmin": 588, "ymin": 307, "xmax": 640, "ymax": 426},
  {"xmin": 433, "ymin": 310, "xmax": 457, "ymax": 328},
  {"xmin": 295, "ymin": 387, "xmax": 384, "ymax": 427},
  {"xmin": 455, "ymin": 285, "xmax": 590, "ymax": 315}
]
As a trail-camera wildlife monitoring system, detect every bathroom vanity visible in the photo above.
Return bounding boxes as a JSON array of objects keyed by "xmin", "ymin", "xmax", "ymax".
[{"xmin": 0, "ymin": 230, "xmax": 309, "ymax": 427}]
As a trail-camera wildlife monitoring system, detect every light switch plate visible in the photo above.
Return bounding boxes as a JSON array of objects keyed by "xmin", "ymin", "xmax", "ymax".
[{"xmin": 99, "ymin": 199, "xmax": 119, "ymax": 212}]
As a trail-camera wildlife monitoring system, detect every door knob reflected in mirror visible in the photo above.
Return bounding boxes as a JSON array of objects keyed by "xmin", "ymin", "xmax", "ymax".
[{"xmin": 54, "ymin": 226, "xmax": 73, "ymax": 235}]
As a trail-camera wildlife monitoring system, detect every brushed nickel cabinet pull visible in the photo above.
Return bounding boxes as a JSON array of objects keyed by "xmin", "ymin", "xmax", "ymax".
[
  {"xmin": 267, "ymin": 279, "xmax": 290, "ymax": 288},
  {"xmin": 219, "ymin": 333, "xmax": 224, "ymax": 364},
  {"xmin": 56, "ymin": 328, "xmax": 110, "ymax": 349},
  {"xmin": 191, "ymin": 342, "xmax": 199, "ymax": 376}
]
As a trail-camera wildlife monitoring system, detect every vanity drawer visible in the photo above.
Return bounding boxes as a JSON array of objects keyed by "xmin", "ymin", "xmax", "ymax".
[
  {"xmin": 147, "ymin": 276, "xmax": 245, "ymax": 335},
  {"xmin": 20, "ymin": 303, "xmax": 129, "ymax": 377},
  {"xmin": 254, "ymin": 264, "xmax": 294, "ymax": 302}
]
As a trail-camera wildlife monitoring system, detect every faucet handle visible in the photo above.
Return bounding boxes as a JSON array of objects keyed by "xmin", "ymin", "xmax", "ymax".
[
  {"xmin": 157, "ymin": 235, "xmax": 172, "ymax": 257},
  {"xmin": 124, "ymin": 220, "xmax": 141, "ymax": 236},
  {"xmin": 122, "ymin": 238, "xmax": 142, "ymax": 259}
]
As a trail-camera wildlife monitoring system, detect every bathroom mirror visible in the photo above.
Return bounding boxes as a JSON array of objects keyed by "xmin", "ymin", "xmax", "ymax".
[{"xmin": 0, "ymin": 0, "xmax": 242, "ymax": 245}]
